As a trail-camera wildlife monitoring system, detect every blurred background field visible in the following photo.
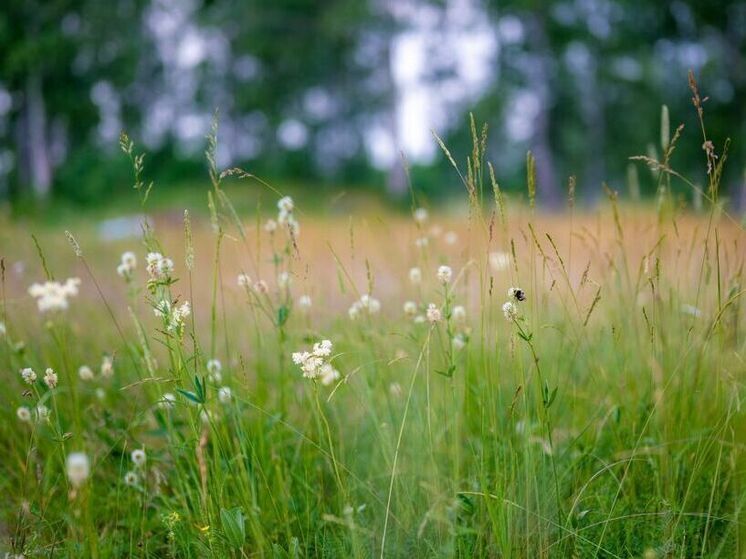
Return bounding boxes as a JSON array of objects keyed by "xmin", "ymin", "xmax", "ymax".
[{"xmin": 1, "ymin": 0, "xmax": 745, "ymax": 215}]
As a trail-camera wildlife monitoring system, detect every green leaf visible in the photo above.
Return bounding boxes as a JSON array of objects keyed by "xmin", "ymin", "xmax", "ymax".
[
  {"xmin": 277, "ymin": 305, "xmax": 289, "ymax": 327},
  {"xmin": 220, "ymin": 507, "xmax": 246, "ymax": 549},
  {"xmin": 545, "ymin": 386, "xmax": 558, "ymax": 409},
  {"xmin": 177, "ymin": 389, "xmax": 201, "ymax": 404}
]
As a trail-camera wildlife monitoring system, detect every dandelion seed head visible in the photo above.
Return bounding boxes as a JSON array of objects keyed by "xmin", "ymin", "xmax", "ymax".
[{"xmin": 124, "ymin": 471, "xmax": 138, "ymax": 486}]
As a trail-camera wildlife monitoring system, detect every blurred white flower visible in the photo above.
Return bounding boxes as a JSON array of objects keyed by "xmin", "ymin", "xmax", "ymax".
[
  {"xmin": 413, "ymin": 208, "xmax": 428, "ymax": 224},
  {"xmin": 20, "ymin": 367, "xmax": 36, "ymax": 384},
  {"xmin": 502, "ymin": 301, "xmax": 517, "ymax": 321},
  {"xmin": 389, "ymin": 382, "xmax": 403, "ymax": 397},
  {"xmin": 117, "ymin": 251, "xmax": 137, "ymax": 278},
  {"xmin": 409, "ymin": 267, "xmax": 422, "ymax": 285},
  {"xmin": 489, "ymin": 251, "xmax": 511, "ymax": 272},
  {"xmin": 146, "ymin": 252, "xmax": 173, "ymax": 280},
  {"xmin": 44, "ymin": 368, "xmax": 58, "ymax": 389},
  {"xmin": 264, "ymin": 219, "xmax": 278, "ymax": 233},
  {"xmin": 403, "ymin": 301, "xmax": 417, "ymax": 317},
  {"xmin": 218, "ymin": 386, "xmax": 232, "ymax": 404},
  {"xmin": 78, "ymin": 365, "xmax": 94, "ymax": 382},
  {"xmin": 207, "ymin": 359, "xmax": 222, "ymax": 383},
  {"xmin": 253, "ymin": 280, "xmax": 268, "ymax": 294},
  {"xmin": 437, "ymin": 265, "xmax": 453, "ymax": 284},
  {"xmin": 100, "ymin": 355, "xmax": 114, "ymax": 378},
  {"xmin": 28, "ymin": 278, "xmax": 81, "ymax": 313},
  {"xmin": 16, "ymin": 407, "xmax": 31, "ymax": 422},
  {"xmin": 452, "ymin": 305, "xmax": 466, "ymax": 323},
  {"xmin": 131, "ymin": 449, "xmax": 146, "ymax": 467},
  {"xmin": 36, "ymin": 404, "xmax": 50, "ymax": 422},
  {"xmin": 298, "ymin": 294, "xmax": 312, "ymax": 311},
  {"xmin": 66, "ymin": 452, "xmax": 90, "ymax": 487},
  {"xmin": 444, "ymin": 231, "xmax": 458, "ymax": 245},
  {"xmin": 319, "ymin": 363, "xmax": 341, "ymax": 386},
  {"xmin": 415, "ymin": 237, "xmax": 429, "ymax": 248},
  {"xmin": 159, "ymin": 392, "xmax": 176, "ymax": 409},
  {"xmin": 278, "ymin": 196, "xmax": 294, "ymax": 213},
  {"xmin": 452, "ymin": 334, "xmax": 467, "ymax": 351},
  {"xmin": 278, "ymin": 271, "xmax": 291, "ymax": 289},
  {"xmin": 426, "ymin": 303, "xmax": 442, "ymax": 323},
  {"xmin": 292, "ymin": 339, "xmax": 336, "ymax": 380},
  {"xmin": 124, "ymin": 471, "xmax": 138, "ymax": 486},
  {"xmin": 681, "ymin": 304, "xmax": 702, "ymax": 318},
  {"xmin": 237, "ymin": 273, "xmax": 252, "ymax": 288}
]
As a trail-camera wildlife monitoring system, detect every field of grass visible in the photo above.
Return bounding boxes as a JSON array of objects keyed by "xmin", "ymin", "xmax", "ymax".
[{"xmin": 1, "ymin": 129, "xmax": 745, "ymax": 558}]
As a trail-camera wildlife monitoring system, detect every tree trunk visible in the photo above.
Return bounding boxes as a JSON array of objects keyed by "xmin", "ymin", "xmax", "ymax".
[
  {"xmin": 525, "ymin": 13, "xmax": 561, "ymax": 209},
  {"xmin": 19, "ymin": 72, "xmax": 52, "ymax": 200}
]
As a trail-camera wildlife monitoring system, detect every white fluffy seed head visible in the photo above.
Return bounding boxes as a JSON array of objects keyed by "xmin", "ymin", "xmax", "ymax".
[
  {"xmin": 298, "ymin": 295, "xmax": 312, "ymax": 310},
  {"xmin": 124, "ymin": 471, "xmax": 138, "ymax": 486},
  {"xmin": 16, "ymin": 407, "xmax": 32, "ymax": 422}
]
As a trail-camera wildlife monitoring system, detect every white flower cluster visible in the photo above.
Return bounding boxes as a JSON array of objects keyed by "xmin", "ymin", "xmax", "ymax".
[
  {"xmin": 146, "ymin": 252, "xmax": 174, "ymax": 280},
  {"xmin": 124, "ymin": 448, "xmax": 146, "ymax": 487},
  {"xmin": 154, "ymin": 299, "xmax": 191, "ymax": 333},
  {"xmin": 276, "ymin": 196, "xmax": 299, "ymax": 236},
  {"xmin": 292, "ymin": 339, "xmax": 340, "ymax": 384},
  {"xmin": 20, "ymin": 367, "xmax": 37, "ymax": 384},
  {"xmin": 236, "ymin": 273, "xmax": 270, "ymax": 296},
  {"xmin": 437, "ymin": 265, "xmax": 453, "ymax": 284},
  {"xmin": 207, "ymin": 358, "xmax": 222, "ymax": 383},
  {"xmin": 348, "ymin": 294, "xmax": 381, "ymax": 320},
  {"xmin": 117, "ymin": 251, "xmax": 137, "ymax": 278},
  {"xmin": 28, "ymin": 278, "xmax": 81, "ymax": 313}
]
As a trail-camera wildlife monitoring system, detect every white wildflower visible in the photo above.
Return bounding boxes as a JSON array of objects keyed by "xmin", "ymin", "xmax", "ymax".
[
  {"xmin": 293, "ymin": 339, "xmax": 336, "ymax": 380},
  {"xmin": 350, "ymin": 295, "xmax": 380, "ymax": 319},
  {"xmin": 415, "ymin": 237, "xmax": 429, "ymax": 248},
  {"xmin": 278, "ymin": 271, "xmax": 291, "ymax": 289},
  {"xmin": 414, "ymin": 315, "xmax": 426, "ymax": 324},
  {"xmin": 207, "ymin": 359, "xmax": 222, "ymax": 383},
  {"xmin": 16, "ymin": 407, "xmax": 31, "ymax": 423},
  {"xmin": 426, "ymin": 303, "xmax": 442, "ymax": 323},
  {"xmin": 452, "ymin": 305, "xmax": 466, "ymax": 323},
  {"xmin": 96, "ymin": 388, "xmax": 106, "ymax": 400},
  {"xmin": 124, "ymin": 471, "xmax": 138, "ymax": 486},
  {"xmin": 44, "ymin": 368, "xmax": 58, "ymax": 389},
  {"xmin": 100, "ymin": 355, "xmax": 114, "ymax": 378},
  {"xmin": 264, "ymin": 219, "xmax": 278, "ymax": 233},
  {"xmin": 36, "ymin": 404, "xmax": 50, "ymax": 422},
  {"xmin": 28, "ymin": 278, "xmax": 81, "ymax": 313},
  {"xmin": 117, "ymin": 251, "xmax": 137, "ymax": 278},
  {"xmin": 348, "ymin": 301, "xmax": 361, "ymax": 320},
  {"xmin": 403, "ymin": 301, "xmax": 417, "ymax": 317},
  {"xmin": 298, "ymin": 295, "xmax": 312, "ymax": 311},
  {"xmin": 20, "ymin": 367, "xmax": 37, "ymax": 384},
  {"xmin": 66, "ymin": 452, "xmax": 90, "ymax": 487},
  {"xmin": 437, "ymin": 265, "xmax": 453, "ymax": 284},
  {"xmin": 131, "ymin": 449, "xmax": 146, "ymax": 467},
  {"xmin": 409, "ymin": 267, "xmax": 422, "ymax": 285},
  {"xmin": 319, "ymin": 363, "xmax": 341, "ymax": 386},
  {"xmin": 78, "ymin": 365, "xmax": 94, "ymax": 382},
  {"xmin": 489, "ymin": 251, "xmax": 511, "ymax": 272},
  {"xmin": 452, "ymin": 334, "xmax": 466, "ymax": 351},
  {"xmin": 253, "ymin": 280, "xmax": 268, "ymax": 294},
  {"xmin": 277, "ymin": 196, "xmax": 294, "ymax": 213},
  {"xmin": 413, "ymin": 207, "xmax": 428, "ymax": 224},
  {"xmin": 502, "ymin": 301, "xmax": 517, "ymax": 321},
  {"xmin": 237, "ymin": 273, "xmax": 252, "ymax": 288},
  {"xmin": 218, "ymin": 386, "xmax": 232, "ymax": 404}
]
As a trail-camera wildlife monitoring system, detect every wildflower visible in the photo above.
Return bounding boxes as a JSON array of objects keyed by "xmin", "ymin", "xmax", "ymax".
[
  {"xmin": 348, "ymin": 302, "xmax": 361, "ymax": 320},
  {"xmin": 20, "ymin": 367, "xmax": 37, "ymax": 384},
  {"xmin": 28, "ymin": 278, "xmax": 81, "ymax": 313},
  {"xmin": 319, "ymin": 363, "xmax": 341, "ymax": 386},
  {"xmin": 292, "ymin": 339, "xmax": 336, "ymax": 380},
  {"xmin": 146, "ymin": 252, "xmax": 174, "ymax": 280},
  {"xmin": 426, "ymin": 303, "xmax": 442, "ymax": 323},
  {"xmin": 444, "ymin": 231, "xmax": 458, "ymax": 245},
  {"xmin": 507, "ymin": 287, "xmax": 526, "ymax": 302},
  {"xmin": 131, "ymin": 449, "xmax": 146, "ymax": 467},
  {"xmin": 117, "ymin": 251, "xmax": 137, "ymax": 278},
  {"xmin": 124, "ymin": 471, "xmax": 138, "ymax": 486},
  {"xmin": 452, "ymin": 334, "xmax": 467, "ymax": 351},
  {"xmin": 154, "ymin": 300, "xmax": 191, "ymax": 333},
  {"xmin": 36, "ymin": 404, "xmax": 50, "ymax": 422},
  {"xmin": 44, "ymin": 368, "xmax": 58, "ymax": 389},
  {"xmin": 452, "ymin": 305, "xmax": 466, "ymax": 323},
  {"xmin": 681, "ymin": 304, "xmax": 702, "ymax": 318},
  {"xmin": 200, "ymin": 409, "xmax": 215, "ymax": 424},
  {"xmin": 360, "ymin": 294, "xmax": 381, "ymax": 314},
  {"xmin": 413, "ymin": 207, "xmax": 428, "ymax": 224},
  {"xmin": 489, "ymin": 251, "xmax": 511, "ymax": 272},
  {"xmin": 298, "ymin": 294, "xmax": 312, "ymax": 311},
  {"xmin": 253, "ymin": 280, "xmax": 268, "ymax": 294},
  {"xmin": 278, "ymin": 196, "xmax": 294, "ymax": 213},
  {"xmin": 159, "ymin": 393, "xmax": 176, "ymax": 409},
  {"xmin": 66, "ymin": 452, "xmax": 90, "ymax": 487},
  {"xmin": 218, "ymin": 386, "xmax": 232, "ymax": 404},
  {"xmin": 415, "ymin": 237, "xmax": 429, "ymax": 248},
  {"xmin": 100, "ymin": 355, "xmax": 114, "ymax": 378},
  {"xmin": 78, "ymin": 365, "xmax": 94, "ymax": 381},
  {"xmin": 277, "ymin": 196, "xmax": 300, "ymax": 237},
  {"xmin": 237, "ymin": 273, "xmax": 252, "ymax": 288},
  {"xmin": 264, "ymin": 219, "xmax": 278, "ymax": 233},
  {"xmin": 409, "ymin": 267, "xmax": 422, "ymax": 285},
  {"xmin": 207, "ymin": 359, "xmax": 222, "ymax": 383},
  {"xmin": 437, "ymin": 265, "xmax": 453, "ymax": 284},
  {"xmin": 278, "ymin": 271, "xmax": 291, "ymax": 289},
  {"xmin": 403, "ymin": 301, "xmax": 417, "ymax": 317},
  {"xmin": 502, "ymin": 301, "xmax": 517, "ymax": 321},
  {"xmin": 16, "ymin": 407, "xmax": 32, "ymax": 422}
]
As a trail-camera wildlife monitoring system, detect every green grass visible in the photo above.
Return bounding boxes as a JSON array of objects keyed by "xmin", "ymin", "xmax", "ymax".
[{"xmin": 0, "ymin": 114, "xmax": 744, "ymax": 558}]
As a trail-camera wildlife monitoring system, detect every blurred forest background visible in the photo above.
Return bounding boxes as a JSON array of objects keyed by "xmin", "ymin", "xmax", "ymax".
[{"xmin": 1, "ymin": 0, "xmax": 745, "ymax": 211}]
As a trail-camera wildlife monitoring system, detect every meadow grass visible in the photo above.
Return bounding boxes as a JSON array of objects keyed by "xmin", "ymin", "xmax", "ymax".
[{"xmin": 1, "ymin": 99, "xmax": 745, "ymax": 558}]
